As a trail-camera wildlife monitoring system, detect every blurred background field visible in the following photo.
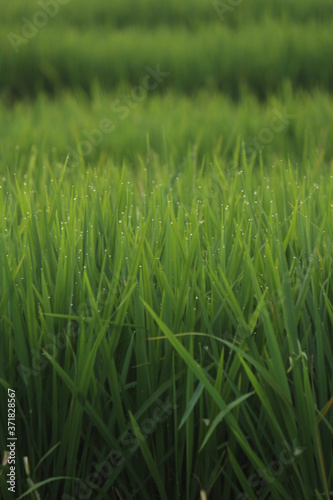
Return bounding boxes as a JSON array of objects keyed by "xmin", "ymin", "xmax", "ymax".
[
  {"xmin": 1, "ymin": 1, "xmax": 333, "ymax": 499},
  {"xmin": 0, "ymin": 0, "xmax": 333, "ymax": 168},
  {"xmin": 1, "ymin": 87, "xmax": 332, "ymax": 167}
]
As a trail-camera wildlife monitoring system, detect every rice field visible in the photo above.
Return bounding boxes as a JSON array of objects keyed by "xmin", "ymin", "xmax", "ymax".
[{"xmin": 0, "ymin": 1, "xmax": 332, "ymax": 499}]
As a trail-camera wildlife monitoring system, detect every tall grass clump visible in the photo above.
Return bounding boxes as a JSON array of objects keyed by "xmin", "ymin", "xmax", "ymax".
[{"xmin": 0, "ymin": 149, "xmax": 332, "ymax": 499}]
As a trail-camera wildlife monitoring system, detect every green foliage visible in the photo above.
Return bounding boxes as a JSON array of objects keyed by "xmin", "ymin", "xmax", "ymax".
[
  {"xmin": 2, "ymin": 22, "xmax": 333, "ymax": 99},
  {"xmin": 0, "ymin": 154, "xmax": 332, "ymax": 498},
  {"xmin": 1, "ymin": 87, "xmax": 333, "ymax": 167},
  {"xmin": 2, "ymin": 0, "xmax": 333, "ymax": 29},
  {"xmin": 1, "ymin": 0, "xmax": 333, "ymax": 498}
]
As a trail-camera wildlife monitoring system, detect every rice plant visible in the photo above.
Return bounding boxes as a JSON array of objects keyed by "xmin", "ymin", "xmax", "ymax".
[{"xmin": 0, "ymin": 150, "xmax": 332, "ymax": 499}]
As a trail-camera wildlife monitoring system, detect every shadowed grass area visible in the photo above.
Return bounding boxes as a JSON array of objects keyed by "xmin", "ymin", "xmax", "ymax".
[
  {"xmin": 2, "ymin": 0, "xmax": 333, "ymax": 29},
  {"xmin": 1, "ymin": 22, "xmax": 333, "ymax": 99},
  {"xmin": 0, "ymin": 152, "xmax": 332, "ymax": 498}
]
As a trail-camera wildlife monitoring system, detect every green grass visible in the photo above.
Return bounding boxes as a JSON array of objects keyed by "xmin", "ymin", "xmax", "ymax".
[
  {"xmin": 1, "ymin": 86, "xmax": 333, "ymax": 167},
  {"xmin": 2, "ymin": 21, "xmax": 333, "ymax": 99},
  {"xmin": 1, "ymin": 0, "xmax": 333, "ymax": 497},
  {"xmin": 2, "ymin": 0, "xmax": 333, "ymax": 29},
  {"xmin": 0, "ymin": 151, "xmax": 332, "ymax": 498},
  {"xmin": 2, "ymin": 0, "xmax": 333, "ymax": 101}
]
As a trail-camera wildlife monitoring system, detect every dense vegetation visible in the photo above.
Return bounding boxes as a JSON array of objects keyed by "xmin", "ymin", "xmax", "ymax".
[
  {"xmin": 2, "ymin": 23, "xmax": 333, "ymax": 99},
  {"xmin": 1, "ymin": 87, "xmax": 333, "ymax": 167},
  {"xmin": 0, "ymin": 0, "xmax": 332, "ymax": 499}
]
